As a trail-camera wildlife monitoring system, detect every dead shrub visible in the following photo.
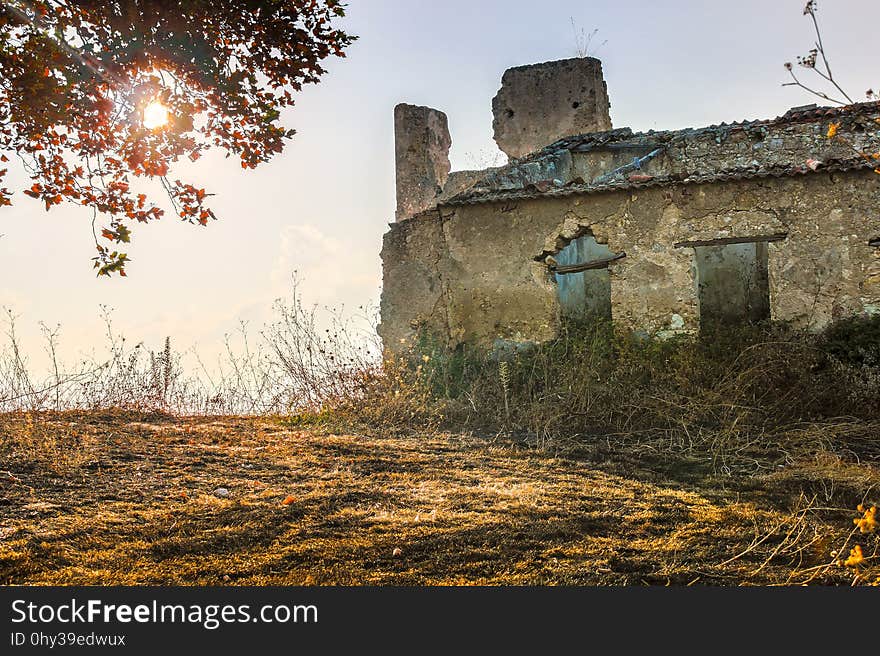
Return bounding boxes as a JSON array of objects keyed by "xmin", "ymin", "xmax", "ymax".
[{"xmin": 352, "ymin": 319, "xmax": 879, "ymax": 478}]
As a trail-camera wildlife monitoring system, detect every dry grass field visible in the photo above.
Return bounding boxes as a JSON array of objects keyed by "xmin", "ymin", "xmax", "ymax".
[{"xmin": 1, "ymin": 411, "xmax": 877, "ymax": 586}]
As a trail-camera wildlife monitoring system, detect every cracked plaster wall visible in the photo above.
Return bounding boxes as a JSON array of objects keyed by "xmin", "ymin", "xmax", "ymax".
[{"xmin": 379, "ymin": 168, "xmax": 880, "ymax": 351}]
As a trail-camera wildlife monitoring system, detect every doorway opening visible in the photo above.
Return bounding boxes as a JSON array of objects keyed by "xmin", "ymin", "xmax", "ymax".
[
  {"xmin": 551, "ymin": 233, "xmax": 619, "ymax": 324},
  {"xmin": 692, "ymin": 241, "xmax": 771, "ymax": 330}
]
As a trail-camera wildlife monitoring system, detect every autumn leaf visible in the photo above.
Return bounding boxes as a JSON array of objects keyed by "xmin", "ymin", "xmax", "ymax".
[{"xmin": 281, "ymin": 495, "xmax": 296, "ymax": 506}]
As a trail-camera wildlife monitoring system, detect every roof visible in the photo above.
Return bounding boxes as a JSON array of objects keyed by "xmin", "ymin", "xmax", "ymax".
[
  {"xmin": 442, "ymin": 101, "xmax": 880, "ymax": 207},
  {"xmin": 445, "ymin": 157, "xmax": 877, "ymax": 206}
]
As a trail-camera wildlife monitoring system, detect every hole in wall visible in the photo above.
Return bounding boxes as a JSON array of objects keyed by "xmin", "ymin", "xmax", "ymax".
[
  {"xmin": 572, "ymin": 101, "xmax": 581, "ymax": 109},
  {"xmin": 505, "ymin": 109, "xmax": 515, "ymax": 119}
]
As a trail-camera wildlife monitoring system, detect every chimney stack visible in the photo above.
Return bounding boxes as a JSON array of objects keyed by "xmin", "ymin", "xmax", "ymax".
[{"xmin": 394, "ymin": 103, "xmax": 451, "ymax": 221}]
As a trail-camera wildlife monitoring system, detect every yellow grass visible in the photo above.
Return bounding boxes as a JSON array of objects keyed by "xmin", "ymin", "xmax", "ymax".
[{"xmin": 0, "ymin": 411, "xmax": 876, "ymax": 585}]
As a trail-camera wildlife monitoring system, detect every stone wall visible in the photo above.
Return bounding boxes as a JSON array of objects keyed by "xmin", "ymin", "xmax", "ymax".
[
  {"xmin": 492, "ymin": 57, "xmax": 612, "ymax": 160},
  {"xmin": 394, "ymin": 104, "xmax": 452, "ymax": 221},
  {"xmin": 393, "ymin": 56, "xmax": 615, "ymax": 221},
  {"xmin": 473, "ymin": 105, "xmax": 880, "ymax": 200},
  {"xmin": 638, "ymin": 112, "xmax": 880, "ymax": 181},
  {"xmin": 378, "ymin": 169, "xmax": 880, "ymax": 351}
]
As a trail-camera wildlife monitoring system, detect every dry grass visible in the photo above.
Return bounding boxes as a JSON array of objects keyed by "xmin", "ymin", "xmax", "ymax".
[{"xmin": 1, "ymin": 411, "xmax": 877, "ymax": 585}]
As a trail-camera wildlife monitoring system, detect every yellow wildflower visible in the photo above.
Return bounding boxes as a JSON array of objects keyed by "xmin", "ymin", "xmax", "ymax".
[
  {"xmin": 854, "ymin": 506, "xmax": 878, "ymax": 534},
  {"xmin": 826, "ymin": 122, "xmax": 839, "ymax": 138},
  {"xmin": 843, "ymin": 545, "xmax": 864, "ymax": 568}
]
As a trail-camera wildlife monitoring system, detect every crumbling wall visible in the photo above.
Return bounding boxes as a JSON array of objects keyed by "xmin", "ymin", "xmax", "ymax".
[
  {"xmin": 378, "ymin": 210, "xmax": 451, "ymax": 348},
  {"xmin": 492, "ymin": 57, "xmax": 612, "ymax": 160},
  {"xmin": 394, "ymin": 104, "xmax": 452, "ymax": 221},
  {"xmin": 471, "ymin": 105, "xmax": 880, "ymax": 201},
  {"xmin": 380, "ymin": 169, "xmax": 880, "ymax": 351},
  {"xmin": 655, "ymin": 116, "xmax": 880, "ymax": 179},
  {"xmin": 762, "ymin": 171, "xmax": 880, "ymax": 329}
]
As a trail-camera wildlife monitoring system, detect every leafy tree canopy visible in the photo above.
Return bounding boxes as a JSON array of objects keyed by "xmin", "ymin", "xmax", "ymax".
[{"xmin": 0, "ymin": 1, "xmax": 354, "ymax": 275}]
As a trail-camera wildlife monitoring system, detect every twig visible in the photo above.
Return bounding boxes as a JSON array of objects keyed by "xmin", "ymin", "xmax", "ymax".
[
  {"xmin": 0, "ymin": 469, "xmax": 23, "ymax": 484},
  {"xmin": 806, "ymin": 7, "xmax": 853, "ymax": 104},
  {"xmin": 719, "ymin": 513, "xmax": 794, "ymax": 566}
]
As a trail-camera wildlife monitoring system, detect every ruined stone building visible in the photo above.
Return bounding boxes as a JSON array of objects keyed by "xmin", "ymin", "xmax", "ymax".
[{"xmin": 379, "ymin": 57, "xmax": 880, "ymax": 352}]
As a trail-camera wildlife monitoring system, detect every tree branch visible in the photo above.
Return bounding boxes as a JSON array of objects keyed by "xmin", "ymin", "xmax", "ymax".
[{"xmin": 806, "ymin": 7, "xmax": 854, "ymax": 104}]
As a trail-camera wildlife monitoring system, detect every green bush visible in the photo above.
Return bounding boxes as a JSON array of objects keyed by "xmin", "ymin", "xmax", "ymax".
[{"xmin": 819, "ymin": 314, "xmax": 880, "ymax": 367}]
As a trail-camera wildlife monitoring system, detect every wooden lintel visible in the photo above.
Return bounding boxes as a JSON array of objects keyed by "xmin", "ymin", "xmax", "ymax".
[
  {"xmin": 550, "ymin": 252, "xmax": 626, "ymax": 275},
  {"xmin": 673, "ymin": 233, "xmax": 789, "ymax": 249}
]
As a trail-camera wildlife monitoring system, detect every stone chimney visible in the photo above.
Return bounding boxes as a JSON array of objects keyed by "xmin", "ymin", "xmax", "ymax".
[
  {"xmin": 394, "ymin": 103, "xmax": 452, "ymax": 221},
  {"xmin": 492, "ymin": 57, "xmax": 612, "ymax": 159}
]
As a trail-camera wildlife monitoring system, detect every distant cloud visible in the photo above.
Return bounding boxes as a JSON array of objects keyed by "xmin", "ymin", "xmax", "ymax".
[{"xmin": 271, "ymin": 223, "xmax": 380, "ymax": 311}]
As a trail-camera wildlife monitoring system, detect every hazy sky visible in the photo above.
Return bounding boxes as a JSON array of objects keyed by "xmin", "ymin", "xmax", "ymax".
[{"xmin": 2, "ymin": 0, "xmax": 878, "ymax": 367}]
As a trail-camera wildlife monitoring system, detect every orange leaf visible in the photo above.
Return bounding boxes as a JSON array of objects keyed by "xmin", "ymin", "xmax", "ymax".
[{"xmin": 281, "ymin": 495, "xmax": 296, "ymax": 506}]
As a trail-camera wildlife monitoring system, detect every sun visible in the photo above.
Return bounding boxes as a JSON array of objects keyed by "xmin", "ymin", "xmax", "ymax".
[{"xmin": 142, "ymin": 100, "xmax": 169, "ymax": 129}]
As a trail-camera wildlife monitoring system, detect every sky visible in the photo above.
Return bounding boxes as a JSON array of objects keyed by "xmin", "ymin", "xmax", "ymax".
[{"xmin": 1, "ymin": 0, "xmax": 878, "ymax": 369}]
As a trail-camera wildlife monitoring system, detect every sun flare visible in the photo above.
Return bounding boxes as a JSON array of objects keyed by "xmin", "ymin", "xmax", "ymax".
[{"xmin": 142, "ymin": 100, "xmax": 169, "ymax": 129}]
